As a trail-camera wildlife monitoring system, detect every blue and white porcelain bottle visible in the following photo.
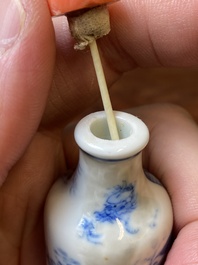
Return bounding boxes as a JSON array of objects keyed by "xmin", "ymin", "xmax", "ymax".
[{"xmin": 44, "ymin": 111, "xmax": 173, "ymax": 265}]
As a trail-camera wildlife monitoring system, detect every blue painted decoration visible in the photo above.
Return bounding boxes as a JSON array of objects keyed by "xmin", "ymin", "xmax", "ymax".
[
  {"xmin": 48, "ymin": 248, "xmax": 81, "ymax": 265},
  {"xmin": 94, "ymin": 181, "xmax": 138, "ymax": 234},
  {"xmin": 78, "ymin": 217, "xmax": 102, "ymax": 244},
  {"xmin": 77, "ymin": 181, "xmax": 138, "ymax": 245}
]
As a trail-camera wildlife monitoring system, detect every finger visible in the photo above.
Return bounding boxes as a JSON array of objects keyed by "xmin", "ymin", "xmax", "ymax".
[
  {"xmin": 41, "ymin": 0, "xmax": 198, "ymax": 126},
  {"xmin": 53, "ymin": 0, "xmax": 198, "ymax": 71},
  {"xmin": 165, "ymin": 221, "xmax": 198, "ymax": 264},
  {"xmin": 0, "ymin": 0, "xmax": 55, "ymax": 185},
  {"xmin": 0, "ymin": 132, "xmax": 64, "ymax": 264},
  {"xmin": 106, "ymin": 0, "xmax": 198, "ymax": 68},
  {"xmin": 131, "ymin": 104, "xmax": 198, "ymax": 232},
  {"xmin": 131, "ymin": 104, "xmax": 198, "ymax": 264}
]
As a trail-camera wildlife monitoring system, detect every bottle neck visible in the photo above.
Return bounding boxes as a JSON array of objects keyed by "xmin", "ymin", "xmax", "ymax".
[{"xmin": 71, "ymin": 150, "xmax": 146, "ymax": 198}]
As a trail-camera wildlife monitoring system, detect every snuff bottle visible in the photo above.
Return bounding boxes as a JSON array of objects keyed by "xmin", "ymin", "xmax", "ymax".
[{"xmin": 44, "ymin": 111, "xmax": 173, "ymax": 265}]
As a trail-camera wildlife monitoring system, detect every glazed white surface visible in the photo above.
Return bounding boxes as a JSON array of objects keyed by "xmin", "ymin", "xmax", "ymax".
[
  {"xmin": 74, "ymin": 111, "xmax": 149, "ymax": 160},
  {"xmin": 44, "ymin": 111, "xmax": 173, "ymax": 265}
]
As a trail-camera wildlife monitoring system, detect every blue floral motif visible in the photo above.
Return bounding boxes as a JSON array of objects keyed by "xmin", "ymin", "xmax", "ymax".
[
  {"xmin": 94, "ymin": 181, "xmax": 138, "ymax": 234},
  {"xmin": 48, "ymin": 248, "xmax": 81, "ymax": 265},
  {"xmin": 78, "ymin": 217, "xmax": 102, "ymax": 244}
]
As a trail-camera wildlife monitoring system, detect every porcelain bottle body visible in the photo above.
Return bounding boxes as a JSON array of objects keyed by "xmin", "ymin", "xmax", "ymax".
[{"xmin": 44, "ymin": 111, "xmax": 173, "ymax": 265}]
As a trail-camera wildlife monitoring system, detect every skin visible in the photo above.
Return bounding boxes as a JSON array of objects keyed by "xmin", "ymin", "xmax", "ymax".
[{"xmin": 1, "ymin": 0, "xmax": 198, "ymax": 264}]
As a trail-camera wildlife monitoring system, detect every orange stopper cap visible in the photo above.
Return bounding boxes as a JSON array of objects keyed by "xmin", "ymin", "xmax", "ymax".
[{"xmin": 48, "ymin": 0, "xmax": 118, "ymax": 16}]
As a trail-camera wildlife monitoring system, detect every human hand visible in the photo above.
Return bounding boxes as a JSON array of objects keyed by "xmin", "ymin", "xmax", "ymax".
[{"xmin": 1, "ymin": 0, "xmax": 198, "ymax": 264}]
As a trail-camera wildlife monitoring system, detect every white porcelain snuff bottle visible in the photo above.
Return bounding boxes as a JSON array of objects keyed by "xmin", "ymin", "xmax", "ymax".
[{"xmin": 44, "ymin": 111, "xmax": 173, "ymax": 265}]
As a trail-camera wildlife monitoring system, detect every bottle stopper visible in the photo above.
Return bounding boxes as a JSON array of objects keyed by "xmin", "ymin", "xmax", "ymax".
[
  {"xmin": 47, "ymin": 0, "xmax": 118, "ymax": 16},
  {"xmin": 47, "ymin": 0, "xmax": 120, "ymax": 140}
]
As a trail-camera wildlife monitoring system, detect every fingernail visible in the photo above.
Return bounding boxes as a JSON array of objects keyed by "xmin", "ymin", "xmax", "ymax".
[{"xmin": 0, "ymin": 0, "xmax": 26, "ymax": 56}]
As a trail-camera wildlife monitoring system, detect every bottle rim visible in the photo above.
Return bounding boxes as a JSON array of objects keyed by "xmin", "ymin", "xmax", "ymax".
[{"xmin": 74, "ymin": 111, "xmax": 149, "ymax": 160}]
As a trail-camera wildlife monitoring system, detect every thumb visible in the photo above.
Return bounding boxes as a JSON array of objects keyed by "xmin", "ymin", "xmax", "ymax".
[{"xmin": 0, "ymin": 0, "xmax": 55, "ymax": 185}]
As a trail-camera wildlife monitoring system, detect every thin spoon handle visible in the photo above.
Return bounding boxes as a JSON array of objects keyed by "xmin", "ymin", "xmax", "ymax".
[{"xmin": 89, "ymin": 39, "xmax": 119, "ymax": 140}]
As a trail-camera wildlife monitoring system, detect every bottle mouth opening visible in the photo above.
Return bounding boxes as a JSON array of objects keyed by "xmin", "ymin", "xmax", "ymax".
[
  {"xmin": 90, "ymin": 116, "xmax": 132, "ymax": 140},
  {"xmin": 74, "ymin": 111, "xmax": 149, "ymax": 160}
]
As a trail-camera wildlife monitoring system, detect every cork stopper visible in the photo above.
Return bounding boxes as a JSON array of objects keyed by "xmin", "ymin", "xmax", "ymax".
[{"xmin": 67, "ymin": 5, "xmax": 110, "ymax": 50}]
